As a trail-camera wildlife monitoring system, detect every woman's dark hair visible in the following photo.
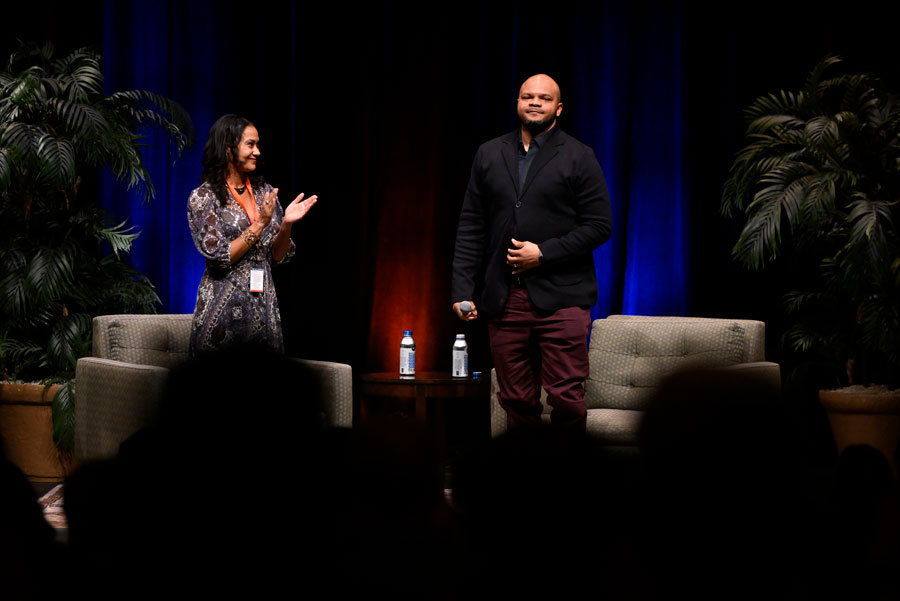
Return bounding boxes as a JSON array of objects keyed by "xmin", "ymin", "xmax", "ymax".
[{"xmin": 200, "ymin": 114, "xmax": 263, "ymax": 204}]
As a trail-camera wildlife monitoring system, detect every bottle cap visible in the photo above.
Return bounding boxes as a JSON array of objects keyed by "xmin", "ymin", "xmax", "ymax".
[{"xmin": 403, "ymin": 330, "xmax": 413, "ymax": 336}]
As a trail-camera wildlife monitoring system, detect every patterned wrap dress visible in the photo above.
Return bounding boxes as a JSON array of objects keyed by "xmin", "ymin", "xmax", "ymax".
[{"xmin": 187, "ymin": 181, "xmax": 295, "ymax": 354}]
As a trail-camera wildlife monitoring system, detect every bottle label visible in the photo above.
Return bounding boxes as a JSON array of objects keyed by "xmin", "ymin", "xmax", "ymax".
[
  {"xmin": 452, "ymin": 350, "xmax": 468, "ymax": 378},
  {"xmin": 400, "ymin": 347, "xmax": 415, "ymax": 375}
]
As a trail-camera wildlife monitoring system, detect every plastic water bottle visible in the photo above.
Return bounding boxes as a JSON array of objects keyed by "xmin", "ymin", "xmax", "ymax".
[
  {"xmin": 400, "ymin": 330, "xmax": 416, "ymax": 375},
  {"xmin": 452, "ymin": 334, "xmax": 468, "ymax": 378}
]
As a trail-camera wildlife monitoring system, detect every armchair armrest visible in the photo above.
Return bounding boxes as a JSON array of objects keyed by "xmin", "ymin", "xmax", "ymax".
[
  {"xmin": 718, "ymin": 361, "xmax": 782, "ymax": 394},
  {"xmin": 75, "ymin": 357, "xmax": 169, "ymax": 462},
  {"xmin": 292, "ymin": 358, "xmax": 353, "ymax": 428}
]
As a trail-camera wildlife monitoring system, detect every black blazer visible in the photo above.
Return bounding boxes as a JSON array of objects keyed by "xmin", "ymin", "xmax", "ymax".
[{"xmin": 451, "ymin": 127, "xmax": 612, "ymax": 316}]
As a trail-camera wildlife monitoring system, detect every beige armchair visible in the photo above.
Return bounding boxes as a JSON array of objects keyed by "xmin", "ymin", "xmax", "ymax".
[
  {"xmin": 490, "ymin": 315, "xmax": 781, "ymax": 448},
  {"xmin": 75, "ymin": 314, "xmax": 353, "ymax": 462}
]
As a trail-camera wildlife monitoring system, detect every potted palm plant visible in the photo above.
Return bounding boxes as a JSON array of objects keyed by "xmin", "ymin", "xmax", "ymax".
[
  {"xmin": 722, "ymin": 56, "xmax": 900, "ymax": 471},
  {"xmin": 0, "ymin": 41, "xmax": 192, "ymax": 480}
]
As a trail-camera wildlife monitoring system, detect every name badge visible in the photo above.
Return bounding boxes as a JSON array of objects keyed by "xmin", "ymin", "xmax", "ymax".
[{"xmin": 250, "ymin": 268, "xmax": 264, "ymax": 293}]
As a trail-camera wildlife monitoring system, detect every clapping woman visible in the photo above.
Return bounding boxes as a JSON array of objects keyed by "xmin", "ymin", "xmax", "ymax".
[{"xmin": 187, "ymin": 114, "xmax": 317, "ymax": 354}]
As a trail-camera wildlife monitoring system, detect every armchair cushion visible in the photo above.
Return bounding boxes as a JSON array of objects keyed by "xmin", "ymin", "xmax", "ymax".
[
  {"xmin": 92, "ymin": 314, "xmax": 192, "ymax": 369},
  {"xmin": 586, "ymin": 316, "xmax": 766, "ymax": 411}
]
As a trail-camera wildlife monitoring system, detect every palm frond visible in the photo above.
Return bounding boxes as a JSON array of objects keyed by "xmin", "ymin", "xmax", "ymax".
[
  {"xmin": 103, "ymin": 89, "xmax": 193, "ymax": 155},
  {"xmin": 783, "ymin": 290, "xmax": 829, "ymax": 314},
  {"xmin": 745, "ymin": 91, "xmax": 801, "ymax": 121},
  {"xmin": 848, "ymin": 196, "xmax": 895, "ymax": 255},
  {"xmin": 0, "ymin": 338, "xmax": 44, "ymax": 376},
  {"xmin": 848, "ymin": 83, "xmax": 883, "ymax": 124},
  {"xmin": 0, "ymin": 247, "xmax": 28, "ymax": 314},
  {"xmin": 859, "ymin": 293, "xmax": 900, "ymax": 366},
  {"xmin": 18, "ymin": 304, "xmax": 62, "ymax": 330},
  {"xmin": 780, "ymin": 176, "xmax": 809, "ymax": 228},
  {"xmin": 747, "ymin": 114, "xmax": 805, "ymax": 136},
  {"xmin": 97, "ymin": 128, "xmax": 155, "ymax": 200},
  {"xmin": 52, "ymin": 99, "xmax": 110, "ymax": 141},
  {"xmin": 0, "ymin": 100, "xmax": 21, "ymax": 125},
  {"xmin": 24, "ymin": 244, "xmax": 75, "ymax": 301},
  {"xmin": 0, "ymin": 146, "xmax": 10, "ymax": 188},
  {"xmin": 36, "ymin": 133, "xmax": 76, "ymax": 190},
  {"xmin": 96, "ymin": 219, "xmax": 141, "ymax": 258},
  {"xmin": 1, "ymin": 121, "xmax": 41, "ymax": 161},
  {"xmin": 805, "ymin": 115, "xmax": 839, "ymax": 148},
  {"xmin": 52, "ymin": 47, "xmax": 102, "ymax": 102},
  {"xmin": 51, "ymin": 381, "xmax": 76, "ymax": 448},
  {"xmin": 0, "ymin": 270, "xmax": 27, "ymax": 316},
  {"xmin": 783, "ymin": 323, "xmax": 821, "ymax": 354},
  {"xmin": 833, "ymin": 111, "xmax": 860, "ymax": 129},
  {"xmin": 723, "ymin": 143, "xmax": 807, "ymax": 216},
  {"xmin": 6, "ymin": 69, "xmax": 43, "ymax": 108},
  {"xmin": 732, "ymin": 194, "xmax": 781, "ymax": 269},
  {"xmin": 6, "ymin": 41, "xmax": 54, "ymax": 72},
  {"xmin": 801, "ymin": 172, "xmax": 838, "ymax": 220},
  {"xmin": 99, "ymin": 267, "xmax": 160, "ymax": 313},
  {"xmin": 45, "ymin": 312, "xmax": 91, "ymax": 372}
]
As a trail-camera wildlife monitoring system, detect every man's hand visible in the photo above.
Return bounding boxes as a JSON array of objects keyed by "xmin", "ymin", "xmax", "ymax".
[
  {"xmin": 452, "ymin": 301, "xmax": 478, "ymax": 322},
  {"xmin": 507, "ymin": 238, "xmax": 541, "ymax": 274}
]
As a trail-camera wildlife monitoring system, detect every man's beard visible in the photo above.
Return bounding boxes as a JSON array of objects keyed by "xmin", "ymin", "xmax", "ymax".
[{"xmin": 521, "ymin": 114, "xmax": 556, "ymax": 135}]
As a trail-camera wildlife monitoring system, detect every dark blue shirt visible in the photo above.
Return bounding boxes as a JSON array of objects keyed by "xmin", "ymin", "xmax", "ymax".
[{"xmin": 517, "ymin": 125, "xmax": 559, "ymax": 192}]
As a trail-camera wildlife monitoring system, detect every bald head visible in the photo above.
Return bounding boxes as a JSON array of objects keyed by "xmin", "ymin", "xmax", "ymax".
[
  {"xmin": 517, "ymin": 74, "xmax": 563, "ymax": 135},
  {"xmin": 519, "ymin": 74, "xmax": 562, "ymax": 103}
]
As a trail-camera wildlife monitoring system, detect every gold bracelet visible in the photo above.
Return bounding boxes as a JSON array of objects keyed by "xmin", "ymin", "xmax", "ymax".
[{"xmin": 240, "ymin": 228, "xmax": 259, "ymax": 247}]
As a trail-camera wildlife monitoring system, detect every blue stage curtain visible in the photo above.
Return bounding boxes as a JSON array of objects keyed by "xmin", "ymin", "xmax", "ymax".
[
  {"xmin": 100, "ymin": 0, "xmax": 217, "ymax": 315},
  {"xmin": 573, "ymin": 2, "xmax": 688, "ymax": 321}
]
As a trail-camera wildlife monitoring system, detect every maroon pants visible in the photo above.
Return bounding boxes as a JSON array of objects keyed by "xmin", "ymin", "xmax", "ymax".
[{"xmin": 488, "ymin": 284, "xmax": 591, "ymax": 434}]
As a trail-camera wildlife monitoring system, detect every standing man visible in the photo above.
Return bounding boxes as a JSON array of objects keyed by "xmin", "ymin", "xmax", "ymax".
[{"xmin": 451, "ymin": 73, "xmax": 612, "ymax": 434}]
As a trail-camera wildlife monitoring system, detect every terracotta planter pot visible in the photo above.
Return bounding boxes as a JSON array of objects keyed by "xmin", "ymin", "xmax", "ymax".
[
  {"xmin": 819, "ymin": 387, "xmax": 900, "ymax": 476},
  {"xmin": 0, "ymin": 382, "xmax": 74, "ymax": 483}
]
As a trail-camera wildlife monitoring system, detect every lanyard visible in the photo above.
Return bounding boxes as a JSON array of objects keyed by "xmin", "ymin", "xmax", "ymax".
[{"xmin": 226, "ymin": 178, "xmax": 258, "ymax": 223}]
